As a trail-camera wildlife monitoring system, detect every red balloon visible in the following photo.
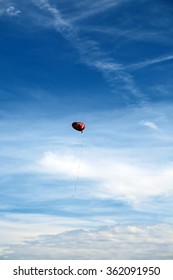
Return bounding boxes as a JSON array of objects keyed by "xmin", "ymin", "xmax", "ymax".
[{"xmin": 72, "ymin": 122, "xmax": 85, "ymax": 132}]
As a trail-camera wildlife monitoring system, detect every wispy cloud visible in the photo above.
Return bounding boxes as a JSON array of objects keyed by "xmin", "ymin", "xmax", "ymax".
[
  {"xmin": 140, "ymin": 120, "xmax": 158, "ymax": 130},
  {"xmin": 85, "ymin": 26, "xmax": 172, "ymax": 45},
  {"xmin": 6, "ymin": 6, "xmax": 21, "ymax": 16},
  {"xmin": 33, "ymin": 0, "xmax": 144, "ymax": 103},
  {"xmin": 0, "ymin": 2, "xmax": 21, "ymax": 17},
  {"xmin": 70, "ymin": 0, "xmax": 130, "ymax": 23},
  {"xmin": 127, "ymin": 55, "xmax": 173, "ymax": 71},
  {"xmin": 35, "ymin": 0, "xmax": 70, "ymax": 29}
]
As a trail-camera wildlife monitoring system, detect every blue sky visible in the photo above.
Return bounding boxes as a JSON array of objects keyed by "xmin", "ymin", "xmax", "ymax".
[{"xmin": 0, "ymin": 0, "xmax": 173, "ymax": 259}]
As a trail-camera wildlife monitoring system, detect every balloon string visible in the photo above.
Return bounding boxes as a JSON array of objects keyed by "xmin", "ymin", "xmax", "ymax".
[{"xmin": 71, "ymin": 137, "xmax": 84, "ymax": 199}]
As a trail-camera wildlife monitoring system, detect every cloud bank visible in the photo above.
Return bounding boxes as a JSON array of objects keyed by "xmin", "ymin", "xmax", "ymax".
[{"xmin": 1, "ymin": 224, "xmax": 173, "ymax": 259}]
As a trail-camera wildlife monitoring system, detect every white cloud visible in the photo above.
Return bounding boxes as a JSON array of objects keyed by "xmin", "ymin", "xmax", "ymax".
[
  {"xmin": 140, "ymin": 120, "xmax": 158, "ymax": 130},
  {"xmin": 36, "ymin": 148, "xmax": 173, "ymax": 207},
  {"xmin": 38, "ymin": 151, "xmax": 90, "ymax": 178},
  {"xmin": 1, "ymin": 223, "xmax": 173, "ymax": 259},
  {"xmin": 100, "ymin": 163, "xmax": 173, "ymax": 207},
  {"xmin": 6, "ymin": 6, "xmax": 21, "ymax": 16}
]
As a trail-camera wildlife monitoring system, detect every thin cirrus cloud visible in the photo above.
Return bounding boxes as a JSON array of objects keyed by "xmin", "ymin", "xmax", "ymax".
[
  {"xmin": 127, "ymin": 54, "xmax": 173, "ymax": 71},
  {"xmin": 33, "ymin": 0, "xmax": 144, "ymax": 102},
  {"xmin": 33, "ymin": 0, "xmax": 173, "ymax": 103},
  {"xmin": 68, "ymin": 0, "xmax": 130, "ymax": 23},
  {"xmin": 3, "ymin": 0, "xmax": 170, "ymax": 103}
]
